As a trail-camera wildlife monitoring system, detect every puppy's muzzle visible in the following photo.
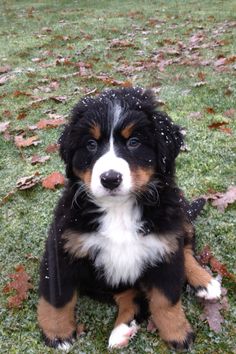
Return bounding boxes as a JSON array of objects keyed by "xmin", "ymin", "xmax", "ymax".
[{"xmin": 100, "ymin": 170, "xmax": 123, "ymax": 190}]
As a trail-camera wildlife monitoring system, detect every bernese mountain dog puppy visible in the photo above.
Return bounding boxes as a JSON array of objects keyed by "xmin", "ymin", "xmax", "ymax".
[{"xmin": 37, "ymin": 88, "xmax": 221, "ymax": 351}]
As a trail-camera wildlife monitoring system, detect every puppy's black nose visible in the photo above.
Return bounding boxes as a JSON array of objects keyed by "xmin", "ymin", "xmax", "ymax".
[{"xmin": 100, "ymin": 170, "xmax": 122, "ymax": 190}]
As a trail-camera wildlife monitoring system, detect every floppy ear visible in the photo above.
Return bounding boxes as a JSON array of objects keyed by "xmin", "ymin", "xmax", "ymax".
[
  {"xmin": 152, "ymin": 111, "xmax": 184, "ymax": 174},
  {"xmin": 58, "ymin": 99, "xmax": 90, "ymax": 178}
]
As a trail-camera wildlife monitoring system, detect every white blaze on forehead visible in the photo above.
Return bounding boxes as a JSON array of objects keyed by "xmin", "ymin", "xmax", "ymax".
[{"xmin": 90, "ymin": 124, "xmax": 132, "ymax": 198}]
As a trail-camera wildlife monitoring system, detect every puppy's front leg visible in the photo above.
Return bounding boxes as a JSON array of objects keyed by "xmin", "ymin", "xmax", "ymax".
[
  {"xmin": 37, "ymin": 227, "xmax": 78, "ymax": 349},
  {"xmin": 144, "ymin": 249, "xmax": 194, "ymax": 350},
  {"xmin": 108, "ymin": 289, "xmax": 139, "ymax": 349}
]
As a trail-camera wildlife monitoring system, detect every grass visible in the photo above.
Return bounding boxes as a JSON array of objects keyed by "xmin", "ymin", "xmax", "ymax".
[{"xmin": 0, "ymin": 0, "xmax": 235, "ymax": 353}]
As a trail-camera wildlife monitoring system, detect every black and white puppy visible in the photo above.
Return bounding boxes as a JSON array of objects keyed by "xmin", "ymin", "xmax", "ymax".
[{"xmin": 38, "ymin": 88, "xmax": 221, "ymax": 351}]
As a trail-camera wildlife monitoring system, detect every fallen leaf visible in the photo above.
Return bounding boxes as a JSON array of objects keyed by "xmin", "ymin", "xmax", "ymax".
[
  {"xmin": 223, "ymin": 108, "xmax": 235, "ymax": 118},
  {"xmin": 42, "ymin": 171, "xmax": 65, "ymax": 190},
  {"xmin": 0, "ymin": 65, "xmax": 11, "ymax": 73},
  {"xmin": 0, "ymin": 189, "xmax": 16, "ymax": 207},
  {"xmin": 30, "ymin": 154, "xmax": 50, "ymax": 165},
  {"xmin": 16, "ymin": 172, "xmax": 40, "ymax": 190},
  {"xmin": 0, "ymin": 75, "xmax": 9, "ymax": 85},
  {"xmin": 198, "ymin": 245, "xmax": 236, "ymax": 282},
  {"xmin": 36, "ymin": 118, "xmax": 66, "ymax": 129},
  {"xmin": 17, "ymin": 112, "xmax": 27, "ymax": 120},
  {"xmin": 0, "ymin": 121, "xmax": 10, "ymax": 133},
  {"xmin": 208, "ymin": 121, "xmax": 232, "ymax": 134},
  {"xmin": 211, "ymin": 185, "xmax": 236, "ymax": 212},
  {"xmin": 110, "ymin": 39, "xmax": 135, "ymax": 48},
  {"xmin": 15, "ymin": 135, "xmax": 41, "ymax": 148},
  {"xmin": 45, "ymin": 143, "xmax": 59, "ymax": 153},
  {"xmin": 205, "ymin": 107, "xmax": 216, "ymax": 114},
  {"xmin": 3, "ymin": 264, "xmax": 33, "ymax": 308},
  {"xmin": 200, "ymin": 294, "xmax": 226, "ymax": 333},
  {"xmin": 50, "ymin": 95, "xmax": 68, "ymax": 103}
]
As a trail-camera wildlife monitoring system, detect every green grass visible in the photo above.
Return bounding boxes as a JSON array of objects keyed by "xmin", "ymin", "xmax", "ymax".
[{"xmin": 0, "ymin": 1, "xmax": 235, "ymax": 353}]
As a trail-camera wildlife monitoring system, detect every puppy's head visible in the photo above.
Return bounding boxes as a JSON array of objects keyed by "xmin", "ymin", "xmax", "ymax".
[{"xmin": 59, "ymin": 88, "xmax": 183, "ymax": 200}]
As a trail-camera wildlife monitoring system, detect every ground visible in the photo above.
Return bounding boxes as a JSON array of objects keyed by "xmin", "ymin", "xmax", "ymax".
[{"xmin": 0, "ymin": 1, "xmax": 235, "ymax": 353}]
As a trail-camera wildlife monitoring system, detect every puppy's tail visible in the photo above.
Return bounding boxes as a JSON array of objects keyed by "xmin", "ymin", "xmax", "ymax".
[{"xmin": 180, "ymin": 196, "xmax": 206, "ymax": 221}]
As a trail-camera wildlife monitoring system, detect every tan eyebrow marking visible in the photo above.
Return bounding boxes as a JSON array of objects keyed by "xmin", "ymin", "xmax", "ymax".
[
  {"xmin": 89, "ymin": 124, "xmax": 101, "ymax": 140},
  {"xmin": 121, "ymin": 123, "xmax": 135, "ymax": 139}
]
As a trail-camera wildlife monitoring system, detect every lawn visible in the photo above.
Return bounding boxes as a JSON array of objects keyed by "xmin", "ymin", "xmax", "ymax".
[{"xmin": 0, "ymin": 1, "xmax": 235, "ymax": 353}]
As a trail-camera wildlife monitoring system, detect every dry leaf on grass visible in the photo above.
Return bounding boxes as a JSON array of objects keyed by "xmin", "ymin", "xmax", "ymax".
[
  {"xmin": 42, "ymin": 171, "xmax": 65, "ymax": 189},
  {"xmin": 30, "ymin": 154, "xmax": 50, "ymax": 165},
  {"xmin": 16, "ymin": 172, "xmax": 40, "ymax": 190},
  {"xmin": 198, "ymin": 245, "xmax": 236, "ymax": 282},
  {"xmin": 45, "ymin": 143, "xmax": 59, "ymax": 153},
  {"xmin": 0, "ymin": 121, "xmax": 10, "ymax": 133},
  {"xmin": 36, "ymin": 118, "xmax": 66, "ymax": 129},
  {"xmin": 3, "ymin": 264, "xmax": 33, "ymax": 308},
  {"xmin": 14, "ymin": 135, "xmax": 41, "ymax": 148},
  {"xmin": 211, "ymin": 186, "xmax": 236, "ymax": 212},
  {"xmin": 199, "ymin": 286, "xmax": 229, "ymax": 333}
]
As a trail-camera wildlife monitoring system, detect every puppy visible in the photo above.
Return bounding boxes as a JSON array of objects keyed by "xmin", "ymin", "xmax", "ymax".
[{"xmin": 37, "ymin": 88, "xmax": 221, "ymax": 350}]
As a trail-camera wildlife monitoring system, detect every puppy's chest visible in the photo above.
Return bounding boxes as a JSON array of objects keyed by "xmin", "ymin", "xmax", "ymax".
[{"xmin": 76, "ymin": 203, "xmax": 171, "ymax": 286}]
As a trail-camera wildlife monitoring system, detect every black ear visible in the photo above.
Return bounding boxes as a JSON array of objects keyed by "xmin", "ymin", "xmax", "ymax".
[
  {"xmin": 58, "ymin": 123, "xmax": 75, "ymax": 178},
  {"xmin": 152, "ymin": 111, "xmax": 184, "ymax": 174},
  {"xmin": 58, "ymin": 98, "xmax": 91, "ymax": 178}
]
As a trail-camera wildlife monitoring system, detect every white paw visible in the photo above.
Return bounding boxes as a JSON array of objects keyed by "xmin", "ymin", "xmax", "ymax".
[
  {"xmin": 196, "ymin": 279, "xmax": 221, "ymax": 300},
  {"xmin": 57, "ymin": 341, "xmax": 72, "ymax": 352},
  {"xmin": 108, "ymin": 320, "xmax": 139, "ymax": 349}
]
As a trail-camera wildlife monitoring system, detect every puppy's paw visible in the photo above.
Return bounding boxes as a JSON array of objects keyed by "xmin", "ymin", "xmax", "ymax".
[
  {"xmin": 108, "ymin": 320, "xmax": 139, "ymax": 349},
  {"xmin": 196, "ymin": 279, "xmax": 221, "ymax": 300},
  {"xmin": 169, "ymin": 331, "xmax": 195, "ymax": 351},
  {"xmin": 43, "ymin": 331, "xmax": 76, "ymax": 351}
]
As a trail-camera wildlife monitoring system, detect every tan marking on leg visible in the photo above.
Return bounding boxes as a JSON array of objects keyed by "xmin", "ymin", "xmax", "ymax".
[
  {"xmin": 90, "ymin": 124, "xmax": 101, "ymax": 140},
  {"xmin": 148, "ymin": 288, "xmax": 192, "ymax": 343},
  {"xmin": 37, "ymin": 293, "xmax": 77, "ymax": 340},
  {"xmin": 121, "ymin": 123, "xmax": 135, "ymax": 139},
  {"xmin": 184, "ymin": 245, "xmax": 212, "ymax": 288},
  {"xmin": 62, "ymin": 230, "xmax": 88, "ymax": 258},
  {"xmin": 131, "ymin": 167, "xmax": 154, "ymax": 189},
  {"xmin": 114, "ymin": 289, "xmax": 139, "ymax": 327}
]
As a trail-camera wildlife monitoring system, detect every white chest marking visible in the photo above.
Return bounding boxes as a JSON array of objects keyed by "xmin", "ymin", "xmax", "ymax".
[{"xmin": 79, "ymin": 198, "xmax": 171, "ymax": 286}]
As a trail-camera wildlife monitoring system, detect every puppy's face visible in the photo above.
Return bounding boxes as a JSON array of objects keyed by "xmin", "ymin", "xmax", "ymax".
[{"xmin": 60, "ymin": 89, "xmax": 183, "ymax": 200}]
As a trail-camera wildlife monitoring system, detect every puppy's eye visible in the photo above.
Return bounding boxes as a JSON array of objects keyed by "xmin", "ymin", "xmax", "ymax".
[
  {"xmin": 127, "ymin": 137, "xmax": 141, "ymax": 150},
  {"xmin": 86, "ymin": 139, "xmax": 97, "ymax": 152}
]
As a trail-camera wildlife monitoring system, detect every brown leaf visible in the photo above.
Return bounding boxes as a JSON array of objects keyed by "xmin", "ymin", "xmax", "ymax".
[
  {"xmin": 223, "ymin": 108, "xmax": 235, "ymax": 118},
  {"xmin": 205, "ymin": 107, "xmax": 216, "ymax": 114},
  {"xmin": 208, "ymin": 121, "xmax": 232, "ymax": 134},
  {"xmin": 198, "ymin": 245, "xmax": 212, "ymax": 265},
  {"xmin": 200, "ymin": 296, "xmax": 225, "ymax": 333},
  {"xmin": 42, "ymin": 171, "xmax": 65, "ymax": 190},
  {"xmin": 30, "ymin": 154, "xmax": 50, "ymax": 165},
  {"xmin": 0, "ymin": 189, "xmax": 16, "ymax": 207},
  {"xmin": 110, "ymin": 39, "xmax": 135, "ymax": 48},
  {"xmin": 0, "ymin": 75, "xmax": 9, "ymax": 85},
  {"xmin": 17, "ymin": 112, "xmax": 27, "ymax": 120},
  {"xmin": 198, "ymin": 245, "xmax": 236, "ymax": 282},
  {"xmin": 16, "ymin": 172, "xmax": 40, "ymax": 190},
  {"xmin": 211, "ymin": 185, "xmax": 236, "ymax": 212},
  {"xmin": 0, "ymin": 121, "xmax": 10, "ymax": 133},
  {"xmin": 14, "ymin": 135, "xmax": 41, "ymax": 148},
  {"xmin": 50, "ymin": 95, "xmax": 68, "ymax": 103},
  {"xmin": 36, "ymin": 118, "xmax": 66, "ymax": 129},
  {"xmin": 13, "ymin": 90, "xmax": 32, "ymax": 97},
  {"xmin": 0, "ymin": 65, "xmax": 11, "ymax": 73},
  {"xmin": 3, "ymin": 264, "xmax": 33, "ymax": 308},
  {"xmin": 45, "ymin": 143, "xmax": 59, "ymax": 153}
]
